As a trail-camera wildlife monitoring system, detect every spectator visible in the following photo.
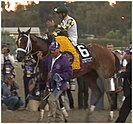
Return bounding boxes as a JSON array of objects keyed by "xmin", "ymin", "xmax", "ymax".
[
  {"xmin": 21, "ymin": 57, "xmax": 36, "ymax": 108},
  {"xmin": 26, "ymin": 77, "xmax": 41, "ymax": 111},
  {"xmin": 4, "ymin": 47, "xmax": 15, "ymax": 64},
  {"xmin": 106, "ymin": 43, "xmax": 114, "ymax": 52},
  {"xmin": 2, "ymin": 74, "xmax": 25, "ymax": 112},
  {"xmin": 1, "ymin": 45, "xmax": 7, "ymax": 68},
  {"xmin": 2, "ymin": 47, "xmax": 15, "ymax": 83},
  {"xmin": 1, "ymin": 45, "xmax": 7, "ymax": 83},
  {"xmin": 116, "ymin": 47, "xmax": 132, "ymax": 122}
]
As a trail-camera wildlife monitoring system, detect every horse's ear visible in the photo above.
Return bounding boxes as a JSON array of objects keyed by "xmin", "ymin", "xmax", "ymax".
[
  {"xmin": 26, "ymin": 28, "xmax": 31, "ymax": 35},
  {"xmin": 18, "ymin": 27, "xmax": 21, "ymax": 33}
]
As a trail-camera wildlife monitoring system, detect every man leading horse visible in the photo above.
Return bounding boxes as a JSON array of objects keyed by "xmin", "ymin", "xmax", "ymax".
[{"xmin": 38, "ymin": 40, "xmax": 73, "ymax": 122}]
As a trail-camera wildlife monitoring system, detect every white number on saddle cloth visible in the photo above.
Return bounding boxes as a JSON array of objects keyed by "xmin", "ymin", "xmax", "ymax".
[
  {"xmin": 76, "ymin": 44, "xmax": 93, "ymax": 63},
  {"xmin": 76, "ymin": 45, "xmax": 90, "ymax": 57}
]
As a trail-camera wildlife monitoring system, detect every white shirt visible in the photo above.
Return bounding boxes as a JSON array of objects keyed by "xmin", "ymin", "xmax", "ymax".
[
  {"xmin": 122, "ymin": 59, "xmax": 127, "ymax": 67},
  {"xmin": 5, "ymin": 54, "xmax": 15, "ymax": 64},
  {"xmin": 50, "ymin": 54, "xmax": 62, "ymax": 72},
  {"xmin": 1, "ymin": 54, "xmax": 4, "ymax": 65}
]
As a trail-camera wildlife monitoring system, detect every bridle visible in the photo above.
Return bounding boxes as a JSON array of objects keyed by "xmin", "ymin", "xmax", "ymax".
[
  {"xmin": 16, "ymin": 33, "xmax": 33, "ymax": 56},
  {"xmin": 16, "ymin": 32, "xmax": 50, "ymax": 73},
  {"xmin": 16, "ymin": 33, "xmax": 40, "ymax": 72}
]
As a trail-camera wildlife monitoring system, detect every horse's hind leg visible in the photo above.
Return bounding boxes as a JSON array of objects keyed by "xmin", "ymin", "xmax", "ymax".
[
  {"xmin": 106, "ymin": 92, "xmax": 114, "ymax": 122},
  {"xmin": 102, "ymin": 78, "xmax": 116, "ymax": 122},
  {"xmin": 106, "ymin": 91, "xmax": 117, "ymax": 122}
]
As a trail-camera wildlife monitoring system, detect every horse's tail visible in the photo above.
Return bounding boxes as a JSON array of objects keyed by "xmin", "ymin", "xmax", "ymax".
[{"xmin": 112, "ymin": 53, "xmax": 121, "ymax": 73}]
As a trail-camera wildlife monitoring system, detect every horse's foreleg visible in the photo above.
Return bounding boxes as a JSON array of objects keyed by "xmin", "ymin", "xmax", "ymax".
[
  {"xmin": 59, "ymin": 95, "xmax": 68, "ymax": 122},
  {"xmin": 37, "ymin": 109, "xmax": 45, "ymax": 122},
  {"xmin": 37, "ymin": 88, "xmax": 50, "ymax": 122}
]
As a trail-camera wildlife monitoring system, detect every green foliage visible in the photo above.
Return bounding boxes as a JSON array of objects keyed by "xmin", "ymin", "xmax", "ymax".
[
  {"xmin": 1, "ymin": 31, "xmax": 16, "ymax": 55},
  {"xmin": 2, "ymin": 2, "xmax": 131, "ymax": 36},
  {"xmin": 105, "ymin": 30, "xmax": 122, "ymax": 39},
  {"xmin": 105, "ymin": 28, "xmax": 131, "ymax": 45},
  {"xmin": 123, "ymin": 29, "xmax": 131, "ymax": 42},
  {"xmin": 78, "ymin": 38, "xmax": 129, "ymax": 47},
  {"xmin": 1, "ymin": 1, "xmax": 131, "ymax": 47}
]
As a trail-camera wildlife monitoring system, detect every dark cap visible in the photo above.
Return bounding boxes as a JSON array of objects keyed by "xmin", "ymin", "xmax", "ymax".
[
  {"xmin": 54, "ymin": 4, "xmax": 68, "ymax": 13},
  {"xmin": 124, "ymin": 47, "xmax": 132, "ymax": 54},
  {"xmin": 49, "ymin": 40, "xmax": 60, "ymax": 50}
]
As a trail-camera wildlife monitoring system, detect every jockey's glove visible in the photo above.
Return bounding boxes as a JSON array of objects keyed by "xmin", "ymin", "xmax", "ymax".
[{"xmin": 53, "ymin": 31, "xmax": 58, "ymax": 36}]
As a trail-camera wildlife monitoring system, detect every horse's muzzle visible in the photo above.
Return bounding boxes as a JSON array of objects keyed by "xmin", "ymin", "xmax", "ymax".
[
  {"xmin": 17, "ymin": 56, "xmax": 23, "ymax": 62},
  {"xmin": 16, "ymin": 52, "xmax": 26, "ymax": 62}
]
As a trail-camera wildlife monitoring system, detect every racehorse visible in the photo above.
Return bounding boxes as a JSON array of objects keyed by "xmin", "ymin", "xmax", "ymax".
[{"xmin": 16, "ymin": 28, "xmax": 120, "ymax": 122}]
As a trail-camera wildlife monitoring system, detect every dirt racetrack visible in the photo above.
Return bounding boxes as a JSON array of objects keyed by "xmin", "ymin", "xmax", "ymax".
[{"xmin": 1, "ymin": 63, "xmax": 132, "ymax": 123}]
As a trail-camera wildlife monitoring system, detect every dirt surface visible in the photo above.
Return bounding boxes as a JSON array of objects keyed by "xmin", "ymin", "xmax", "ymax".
[{"xmin": 1, "ymin": 64, "xmax": 132, "ymax": 123}]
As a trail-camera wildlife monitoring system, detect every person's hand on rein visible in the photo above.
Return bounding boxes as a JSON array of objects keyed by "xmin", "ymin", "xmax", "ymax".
[
  {"xmin": 115, "ymin": 86, "xmax": 123, "ymax": 93},
  {"xmin": 46, "ymin": 20, "xmax": 55, "ymax": 28},
  {"xmin": 37, "ymin": 51, "xmax": 44, "ymax": 60}
]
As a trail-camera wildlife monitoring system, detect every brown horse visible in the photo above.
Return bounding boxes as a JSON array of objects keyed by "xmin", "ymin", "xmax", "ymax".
[{"xmin": 16, "ymin": 28, "xmax": 120, "ymax": 122}]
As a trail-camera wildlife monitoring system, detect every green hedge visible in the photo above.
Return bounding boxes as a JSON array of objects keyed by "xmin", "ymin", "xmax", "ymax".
[{"xmin": 78, "ymin": 38, "xmax": 130, "ymax": 47}]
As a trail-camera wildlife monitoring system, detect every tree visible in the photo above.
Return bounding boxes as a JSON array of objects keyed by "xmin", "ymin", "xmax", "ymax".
[
  {"xmin": 1, "ymin": 1, "xmax": 131, "ymax": 39},
  {"xmin": 1, "ymin": 31, "xmax": 16, "ymax": 55}
]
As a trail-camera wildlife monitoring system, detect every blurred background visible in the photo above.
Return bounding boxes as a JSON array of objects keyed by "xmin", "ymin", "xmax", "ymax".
[{"xmin": 1, "ymin": 1, "xmax": 132, "ymax": 55}]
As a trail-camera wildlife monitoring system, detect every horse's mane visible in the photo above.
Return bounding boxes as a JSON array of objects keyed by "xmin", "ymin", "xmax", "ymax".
[
  {"xmin": 30, "ymin": 34, "xmax": 51, "ymax": 45},
  {"xmin": 19, "ymin": 31, "xmax": 43, "ymax": 41},
  {"xmin": 31, "ymin": 34, "xmax": 45, "ymax": 41}
]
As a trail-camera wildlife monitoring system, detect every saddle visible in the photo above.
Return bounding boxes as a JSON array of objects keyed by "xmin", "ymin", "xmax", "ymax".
[{"xmin": 55, "ymin": 36, "xmax": 93, "ymax": 72}]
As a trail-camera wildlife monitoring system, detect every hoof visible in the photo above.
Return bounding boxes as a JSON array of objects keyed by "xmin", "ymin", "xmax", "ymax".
[
  {"xmin": 85, "ymin": 109, "xmax": 92, "ymax": 122},
  {"xmin": 65, "ymin": 119, "xmax": 68, "ymax": 123},
  {"xmin": 108, "ymin": 115, "xmax": 113, "ymax": 122},
  {"xmin": 37, "ymin": 117, "xmax": 43, "ymax": 123},
  {"xmin": 88, "ymin": 109, "xmax": 93, "ymax": 115}
]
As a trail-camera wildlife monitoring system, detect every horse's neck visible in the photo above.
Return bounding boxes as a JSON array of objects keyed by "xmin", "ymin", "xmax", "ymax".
[
  {"xmin": 30, "ymin": 35, "xmax": 49, "ymax": 52},
  {"xmin": 30, "ymin": 35, "xmax": 49, "ymax": 61}
]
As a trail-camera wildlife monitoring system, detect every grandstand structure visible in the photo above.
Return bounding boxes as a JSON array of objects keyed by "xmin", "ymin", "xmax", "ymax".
[{"xmin": 2, "ymin": 27, "xmax": 40, "ymax": 36}]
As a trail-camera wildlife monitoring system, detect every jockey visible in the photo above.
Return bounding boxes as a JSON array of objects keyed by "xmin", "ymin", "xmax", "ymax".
[{"xmin": 46, "ymin": 4, "xmax": 78, "ymax": 46}]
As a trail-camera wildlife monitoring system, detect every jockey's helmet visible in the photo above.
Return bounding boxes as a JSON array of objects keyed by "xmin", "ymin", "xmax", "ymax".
[{"xmin": 54, "ymin": 4, "xmax": 68, "ymax": 14}]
